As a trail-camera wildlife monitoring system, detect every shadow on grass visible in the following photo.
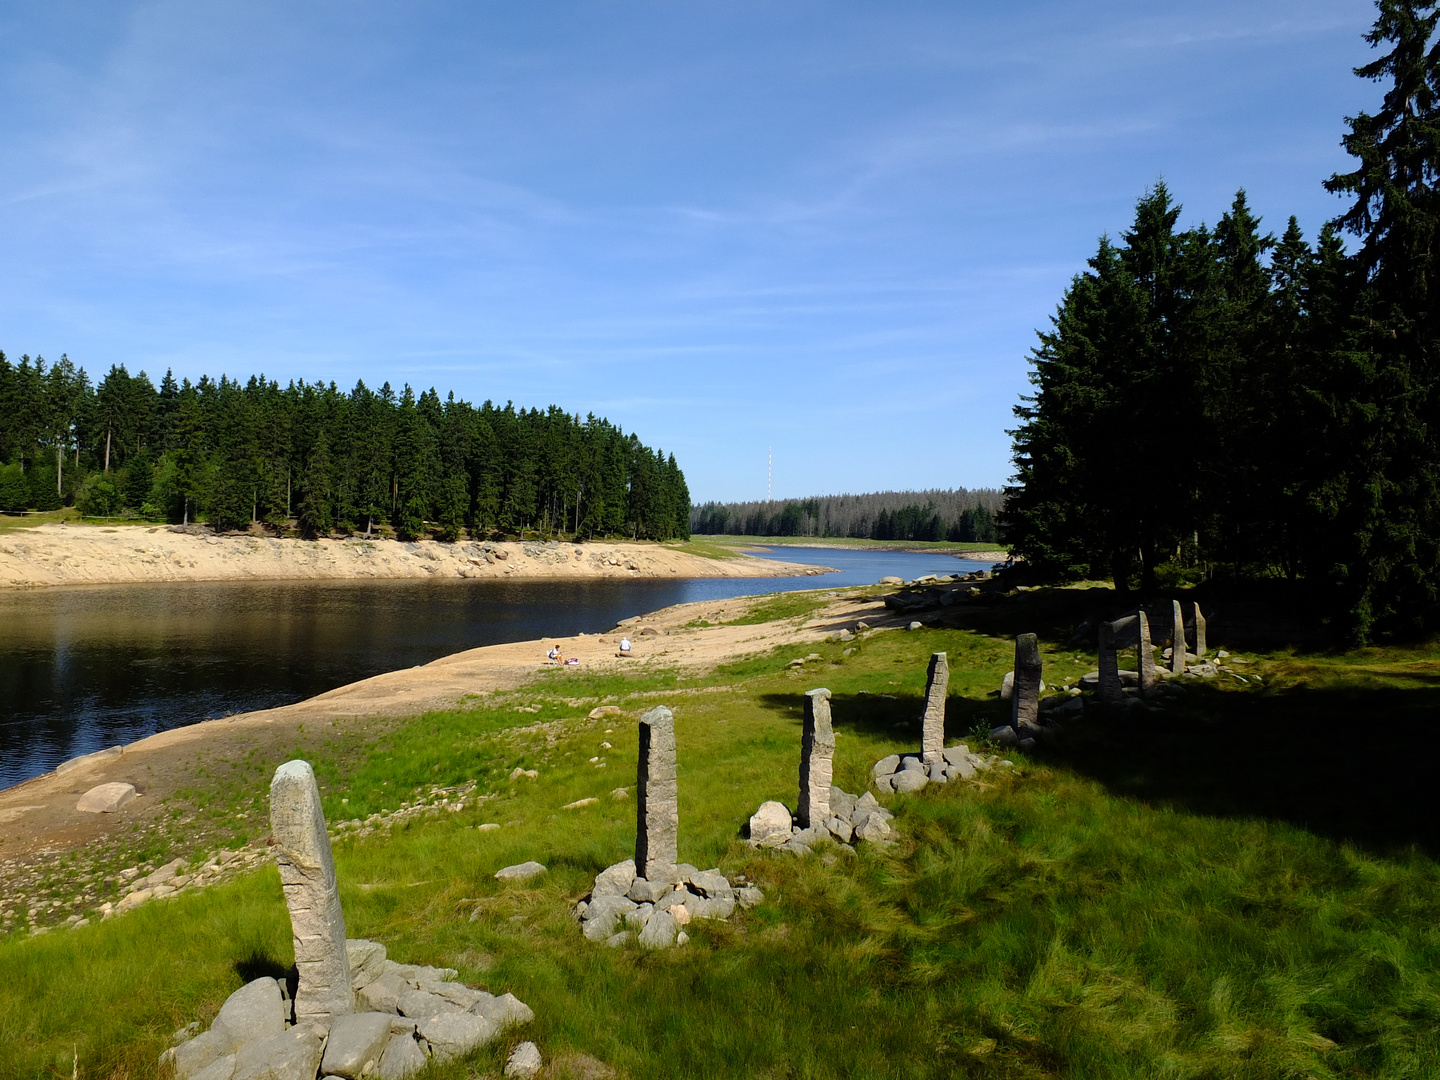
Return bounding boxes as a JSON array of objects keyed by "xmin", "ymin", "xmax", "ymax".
[
  {"xmin": 233, "ymin": 951, "xmax": 297, "ymax": 998},
  {"xmin": 1047, "ymin": 678, "xmax": 1440, "ymax": 857},
  {"xmin": 755, "ymin": 690, "xmax": 1010, "ymax": 747}
]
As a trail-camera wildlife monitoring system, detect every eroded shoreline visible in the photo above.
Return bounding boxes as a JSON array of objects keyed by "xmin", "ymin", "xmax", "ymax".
[{"xmin": 0, "ymin": 524, "xmax": 820, "ymax": 589}]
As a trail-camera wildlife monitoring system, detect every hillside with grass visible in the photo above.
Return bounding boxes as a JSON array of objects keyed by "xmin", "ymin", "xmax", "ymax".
[{"xmin": 6, "ymin": 585, "xmax": 1440, "ymax": 1079}]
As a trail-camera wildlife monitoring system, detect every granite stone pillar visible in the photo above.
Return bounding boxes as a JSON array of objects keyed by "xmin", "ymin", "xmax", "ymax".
[
  {"xmin": 635, "ymin": 705, "xmax": 679, "ymax": 883},
  {"xmin": 1193, "ymin": 602, "xmax": 1207, "ymax": 659},
  {"xmin": 1136, "ymin": 611, "xmax": 1156, "ymax": 697},
  {"xmin": 270, "ymin": 760, "xmax": 353, "ymax": 1028},
  {"xmin": 798, "ymin": 688, "xmax": 834, "ymax": 829},
  {"xmin": 1171, "ymin": 599, "xmax": 1187, "ymax": 675},
  {"xmin": 920, "ymin": 652, "xmax": 949, "ymax": 761},
  {"xmin": 1010, "ymin": 634, "xmax": 1042, "ymax": 729},
  {"xmin": 1098, "ymin": 620, "xmax": 1123, "ymax": 704}
]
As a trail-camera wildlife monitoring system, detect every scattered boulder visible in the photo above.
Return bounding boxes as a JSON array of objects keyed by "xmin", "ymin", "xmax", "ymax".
[
  {"xmin": 506, "ymin": 1041, "xmax": 544, "ymax": 1079},
  {"xmin": 494, "ymin": 861, "xmax": 547, "ymax": 882},
  {"xmin": 575, "ymin": 863, "xmax": 757, "ymax": 948},
  {"xmin": 76, "ymin": 782, "xmax": 137, "ymax": 814}
]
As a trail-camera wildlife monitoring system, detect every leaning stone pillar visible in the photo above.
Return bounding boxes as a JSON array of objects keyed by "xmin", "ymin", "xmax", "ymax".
[
  {"xmin": 1098, "ymin": 620, "xmax": 1123, "ymax": 704},
  {"xmin": 1011, "ymin": 634, "xmax": 1042, "ymax": 729},
  {"xmin": 798, "ymin": 688, "xmax": 834, "ymax": 829},
  {"xmin": 1136, "ymin": 612, "xmax": 1156, "ymax": 697},
  {"xmin": 1170, "ymin": 600, "xmax": 1187, "ymax": 675},
  {"xmin": 270, "ymin": 760, "xmax": 353, "ymax": 1028},
  {"xmin": 920, "ymin": 652, "xmax": 949, "ymax": 761},
  {"xmin": 1193, "ymin": 602, "xmax": 1207, "ymax": 658},
  {"xmin": 635, "ymin": 705, "xmax": 678, "ymax": 883}
]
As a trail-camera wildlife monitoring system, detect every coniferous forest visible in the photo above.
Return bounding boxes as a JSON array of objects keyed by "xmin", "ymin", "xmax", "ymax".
[
  {"xmin": 1003, "ymin": 2, "xmax": 1440, "ymax": 642},
  {"xmin": 0, "ymin": 362, "xmax": 690, "ymax": 542},
  {"xmin": 691, "ymin": 488, "xmax": 1002, "ymax": 542}
]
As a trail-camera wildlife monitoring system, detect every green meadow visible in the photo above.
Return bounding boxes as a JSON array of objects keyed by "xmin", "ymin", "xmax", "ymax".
[{"xmin": 6, "ymin": 592, "xmax": 1440, "ymax": 1079}]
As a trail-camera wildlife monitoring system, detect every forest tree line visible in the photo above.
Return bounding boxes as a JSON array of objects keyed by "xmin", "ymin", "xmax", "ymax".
[
  {"xmin": 691, "ymin": 488, "xmax": 1001, "ymax": 542},
  {"xmin": 0, "ymin": 356, "xmax": 690, "ymax": 542},
  {"xmin": 1001, "ymin": 2, "xmax": 1440, "ymax": 641}
]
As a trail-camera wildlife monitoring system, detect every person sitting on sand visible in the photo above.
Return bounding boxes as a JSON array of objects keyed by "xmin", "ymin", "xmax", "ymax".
[
  {"xmin": 547, "ymin": 645, "xmax": 560, "ymax": 664},
  {"xmin": 618, "ymin": 636, "xmax": 632, "ymax": 657}
]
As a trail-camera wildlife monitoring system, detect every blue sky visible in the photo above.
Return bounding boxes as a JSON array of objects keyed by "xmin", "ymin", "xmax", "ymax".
[{"xmin": 0, "ymin": 1, "xmax": 1380, "ymax": 502}]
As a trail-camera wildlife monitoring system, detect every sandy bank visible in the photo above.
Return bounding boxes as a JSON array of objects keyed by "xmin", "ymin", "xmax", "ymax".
[
  {"xmin": 0, "ymin": 524, "xmax": 824, "ymax": 589},
  {"xmin": 0, "ymin": 586, "xmax": 897, "ymax": 871}
]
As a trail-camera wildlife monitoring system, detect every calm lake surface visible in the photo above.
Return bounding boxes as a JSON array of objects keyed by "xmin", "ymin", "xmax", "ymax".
[{"xmin": 0, "ymin": 545, "xmax": 992, "ymax": 789}]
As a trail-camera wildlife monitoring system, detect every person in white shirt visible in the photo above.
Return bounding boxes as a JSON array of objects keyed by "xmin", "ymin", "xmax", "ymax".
[{"xmin": 618, "ymin": 636, "xmax": 632, "ymax": 656}]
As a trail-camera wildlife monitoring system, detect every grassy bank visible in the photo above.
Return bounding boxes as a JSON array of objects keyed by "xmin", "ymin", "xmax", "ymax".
[{"xmin": 6, "ymin": 596, "xmax": 1440, "ymax": 1078}]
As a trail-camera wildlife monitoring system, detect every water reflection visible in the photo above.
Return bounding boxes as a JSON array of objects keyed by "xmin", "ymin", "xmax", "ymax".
[{"xmin": 0, "ymin": 545, "xmax": 992, "ymax": 787}]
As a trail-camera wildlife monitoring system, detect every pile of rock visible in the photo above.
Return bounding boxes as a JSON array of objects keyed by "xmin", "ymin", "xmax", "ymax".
[
  {"xmin": 571, "ymin": 704, "xmax": 764, "ymax": 948},
  {"xmin": 748, "ymin": 787, "xmax": 894, "ymax": 849},
  {"xmin": 574, "ymin": 859, "xmax": 763, "ymax": 948},
  {"xmin": 162, "ymin": 759, "xmax": 538, "ymax": 1080},
  {"xmin": 167, "ymin": 940, "xmax": 534, "ymax": 1080},
  {"xmin": 883, "ymin": 570, "xmax": 995, "ymax": 614},
  {"xmin": 869, "ymin": 745, "xmax": 998, "ymax": 792}
]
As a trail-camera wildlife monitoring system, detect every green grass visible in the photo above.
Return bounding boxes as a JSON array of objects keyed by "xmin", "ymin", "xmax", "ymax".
[
  {"xmin": 693, "ymin": 534, "xmax": 1008, "ymax": 554},
  {"xmin": 8, "ymin": 615, "xmax": 1440, "ymax": 1078}
]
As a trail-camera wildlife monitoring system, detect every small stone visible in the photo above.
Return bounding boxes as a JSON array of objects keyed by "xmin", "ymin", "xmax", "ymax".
[
  {"xmin": 610, "ymin": 787, "xmax": 628, "ymax": 799},
  {"xmin": 494, "ymin": 861, "xmax": 547, "ymax": 882},
  {"xmin": 854, "ymin": 814, "xmax": 892, "ymax": 843},
  {"xmin": 76, "ymin": 782, "xmax": 138, "ymax": 814},
  {"xmin": 588, "ymin": 706, "xmax": 623, "ymax": 719},
  {"xmin": 871, "ymin": 754, "xmax": 900, "ymax": 778},
  {"xmin": 736, "ymin": 886, "xmax": 764, "ymax": 908},
  {"xmin": 347, "ymin": 939, "xmax": 388, "ymax": 990},
  {"xmin": 907, "ymin": 621, "xmax": 922, "ymax": 631},
  {"xmin": 562, "ymin": 798, "xmax": 598, "ymax": 810},
  {"xmin": 477, "ymin": 822, "xmax": 501, "ymax": 832},
  {"xmin": 505, "ymin": 1040, "xmax": 544, "ymax": 1078},
  {"xmin": 626, "ymin": 877, "xmax": 671, "ymax": 904}
]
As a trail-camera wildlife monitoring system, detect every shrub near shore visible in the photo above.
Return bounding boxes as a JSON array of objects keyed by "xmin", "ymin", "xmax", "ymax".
[{"xmin": 4, "ymin": 608, "xmax": 1440, "ymax": 1078}]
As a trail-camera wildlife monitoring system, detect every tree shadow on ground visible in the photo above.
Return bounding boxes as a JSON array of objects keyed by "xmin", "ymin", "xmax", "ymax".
[
  {"xmin": 1046, "ymin": 677, "xmax": 1440, "ymax": 858},
  {"xmin": 755, "ymin": 691, "xmax": 1009, "ymax": 750}
]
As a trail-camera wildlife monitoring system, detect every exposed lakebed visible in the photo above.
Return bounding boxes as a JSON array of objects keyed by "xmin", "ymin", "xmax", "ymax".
[{"xmin": 0, "ymin": 546, "xmax": 993, "ymax": 789}]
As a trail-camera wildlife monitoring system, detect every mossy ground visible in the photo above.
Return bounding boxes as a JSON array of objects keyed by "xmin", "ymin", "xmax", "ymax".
[{"xmin": 5, "ymin": 597, "xmax": 1440, "ymax": 1079}]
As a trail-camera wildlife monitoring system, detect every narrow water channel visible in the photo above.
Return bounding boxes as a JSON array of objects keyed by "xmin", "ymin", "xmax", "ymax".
[{"xmin": 0, "ymin": 546, "xmax": 993, "ymax": 788}]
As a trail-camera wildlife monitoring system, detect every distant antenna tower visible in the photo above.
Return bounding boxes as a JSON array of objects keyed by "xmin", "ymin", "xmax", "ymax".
[{"xmin": 767, "ymin": 446, "xmax": 772, "ymax": 502}]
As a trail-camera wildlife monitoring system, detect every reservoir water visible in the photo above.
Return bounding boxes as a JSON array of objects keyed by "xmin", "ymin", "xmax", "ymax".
[{"xmin": 0, "ymin": 545, "xmax": 993, "ymax": 789}]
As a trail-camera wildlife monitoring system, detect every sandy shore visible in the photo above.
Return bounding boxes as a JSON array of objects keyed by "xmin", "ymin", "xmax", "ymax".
[
  {"xmin": 0, "ymin": 524, "xmax": 823, "ymax": 589},
  {"xmin": 0, "ymin": 586, "xmax": 895, "ymax": 869}
]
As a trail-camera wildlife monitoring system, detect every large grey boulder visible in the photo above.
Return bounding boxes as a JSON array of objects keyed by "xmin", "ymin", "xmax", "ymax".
[
  {"xmin": 76, "ymin": 782, "xmax": 137, "ymax": 814},
  {"xmin": 231, "ymin": 1026, "xmax": 323, "ymax": 1080},
  {"xmin": 637, "ymin": 908, "xmax": 679, "ymax": 948},
  {"xmin": 358, "ymin": 972, "xmax": 407, "ymax": 1013},
  {"xmin": 582, "ymin": 894, "xmax": 637, "ymax": 939},
  {"xmin": 417, "ymin": 1011, "xmax": 499, "ymax": 1062},
  {"xmin": 321, "ymin": 1012, "xmax": 394, "ymax": 1078},
  {"xmin": 591, "ymin": 859, "xmax": 636, "ymax": 896},
  {"xmin": 748, "ymin": 800, "xmax": 792, "ymax": 846},
  {"xmin": 174, "ymin": 1029, "xmax": 234, "ymax": 1080},
  {"xmin": 689, "ymin": 870, "xmax": 733, "ymax": 899},
  {"xmin": 891, "ymin": 769, "xmax": 928, "ymax": 793},
  {"xmin": 871, "ymin": 754, "xmax": 900, "ymax": 779},
  {"xmin": 494, "ymin": 861, "xmax": 547, "ymax": 882},
  {"xmin": 396, "ymin": 988, "xmax": 461, "ymax": 1021},
  {"xmin": 214, "ymin": 978, "xmax": 285, "ymax": 1052},
  {"xmin": 853, "ymin": 814, "xmax": 892, "ymax": 843},
  {"xmin": 626, "ymin": 877, "xmax": 671, "ymax": 903},
  {"xmin": 347, "ymin": 939, "xmax": 387, "ymax": 990},
  {"xmin": 188, "ymin": 1055, "xmax": 236, "ymax": 1080},
  {"xmin": 376, "ymin": 1032, "xmax": 428, "ymax": 1080}
]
